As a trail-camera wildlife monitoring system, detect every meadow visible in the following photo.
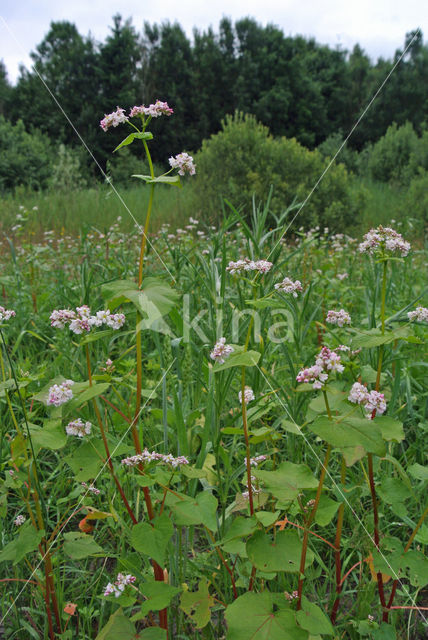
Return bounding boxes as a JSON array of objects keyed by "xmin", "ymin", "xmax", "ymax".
[{"xmin": 0, "ymin": 107, "xmax": 427, "ymax": 640}]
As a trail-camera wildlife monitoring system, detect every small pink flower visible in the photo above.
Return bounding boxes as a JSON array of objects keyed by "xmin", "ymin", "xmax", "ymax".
[
  {"xmin": 48, "ymin": 380, "xmax": 74, "ymax": 406},
  {"xmin": 274, "ymin": 277, "xmax": 303, "ymax": 297},
  {"xmin": 326, "ymin": 309, "xmax": 351, "ymax": 327},
  {"xmin": 239, "ymin": 386, "xmax": 255, "ymax": 405},
  {"xmin": 168, "ymin": 152, "xmax": 196, "ymax": 176},
  {"xmin": 130, "ymin": 101, "xmax": 173, "ymax": 118},
  {"xmin": 100, "ymin": 107, "xmax": 129, "ymax": 131},
  {"xmin": 210, "ymin": 338, "xmax": 234, "ymax": 364}
]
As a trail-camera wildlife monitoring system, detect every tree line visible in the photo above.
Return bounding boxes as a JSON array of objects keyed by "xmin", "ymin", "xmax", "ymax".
[{"xmin": 0, "ymin": 15, "xmax": 426, "ymax": 176}]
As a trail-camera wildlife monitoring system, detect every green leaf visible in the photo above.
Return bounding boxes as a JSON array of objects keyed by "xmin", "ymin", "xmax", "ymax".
[
  {"xmin": 165, "ymin": 491, "xmax": 218, "ymax": 531},
  {"xmin": 0, "ymin": 521, "xmax": 44, "ymax": 564},
  {"xmin": 213, "ymin": 349, "xmax": 261, "ymax": 372},
  {"xmin": 352, "ymin": 326, "xmax": 412, "ymax": 349},
  {"xmin": 132, "ymin": 581, "xmax": 181, "ymax": 619},
  {"xmin": 246, "ymin": 530, "xmax": 314, "ymax": 573},
  {"xmin": 378, "ymin": 478, "xmax": 411, "ymax": 505},
  {"xmin": 253, "ymin": 461, "xmax": 318, "ymax": 503},
  {"xmin": 221, "ymin": 516, "xmax": 258, "ymax": 545},
  {"xmin": 130, "ymin": 514, "xmax": 173, "ymax": 566},
  {"xmin": 225, "ymin": 592, "xmax": 307, "ymax": 640},
  {"xmin": 65, "ymin": 382, "xmax": 110, "ymax": 414},
  {"xmin": 79, "ymin": 329, "xmax": 114, "ymax": 346},
  {"xmin": 94, "ymin": 607, "xmax": 136, "ymax": 640},
  {"xmin": 138, "ymin": 630, "xmax": 167, "ymax": 640},
  {"xmin": 375, "ymin": 416, "xmax": 405, "ymax": 443},
  {"xmin": 310, "ymin": 416, "xmax": 385, "ymax": 462},
  {"xmin": 132, "ymin": 173, "xmax": 182, "ymax": 188},
  {"xmin": 114, "ymin": 131, "xmax": 153, "ymax": 152},
  {"xmin": 314, "ymin": 495, "xmax": 340, "ymax": 526},
  {"xmin": 63, "ymin": 532, "xmax": 103, "ymax": 559},
  {"xmin": 371, "ymin": 623, "xmax": 397, "ymax": 640},
  {"xmin": 29, "ymin": 419, "xmax": 67, "ymax": 450},
  {"xmin": 180, "ymin": 580, "xmax": 215, "ymax": 629},
  {"xmin": 255, "ymin": 511, "xmax": 281, "ymax": 527},
  {"xmin": 64, "ymin": 440, "xmax": 105, "ymax": 481},
  {"xmin": 373, "ymin": 543, "xmax": 428, "ymax": 587},
  {"xmin": 296, "ymin": 597, "xmax": 334, "ymax": 636},
  {"xmin": 408, "ymin": 463, "xmax": 428, "ymax": 481}
]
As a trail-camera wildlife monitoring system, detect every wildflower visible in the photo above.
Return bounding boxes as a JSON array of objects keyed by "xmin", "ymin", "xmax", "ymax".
[
  {"xmin": 239, "ymin": 386, "xmax": 255, "ymax": 405},
  {"xmin": 64, "ymin": 603, "xmax": 77, "ymax": 615},
  {"xmin": 50, "ymin": 309, "xmax": 76, "ymax": 328},
  {"xmin": 100, "ymin": 107, "xmax": 129, "ymax": 131},
  {"xmin": 408, "ymin": 306, "xmax": 428, "ymax": 322},
  {"xmin": 210, "ymin": 338, "xmax": 234, "ymax": 364},
  {"xmin": 81, "ymin": 482, "xmax": 100, "ymax": 495},
  {"xmin": 274, "ymin": 277, "xmax": 303, "ymax": 297},
  {"xmin": 101, "ymin": 358, "xmax": 115, "ymax": 373},
  {"xmin": 121, "ymin": 449, "xmax": 189, "ymax": 468},
  {"xmin": 48, "ymin": 380, "xmax": 74, "ymax": 406},
  {"xmin": 0, "ymin": 306, "xmax": 16, "ymax": 321},
  {"xmin": 336, "ymin": 272, "xmax": 349, "ymax": 281},
  {"xmin": 66, "ymin": 419, "xmax": 92, "ymax": 438},
  {"xmin": 69, "ymin": 317, "xmax": 91, "ymax": 334},
  {"xmin": 348, "ymin": 381, "xmax": 387, "ymax": 419},
  {"xmin": 285, "ymin": 590, "xmax": 299, "ymax": 601},
  {"xmin": 130, "ymin": 100, "xmax": 173, "ymax": 118},
  {"xmin": 105, "ymin": 313, "xmax": 125, "ymax": 329},
  {"xmin": 326, "ymin": 309, "xmax": 351, "ymax": 327},
  {"xmin": 226, "ymin": 258, "xmax": 272, "ymax": 274},
  {"xmin": 103, "ymin": 572, "xmax": 136, "ymax": 597},
  {"xmin": 14, "ymin": 514, "xmax": 26, "ymax": 526},
  {"xmin": 250, "ymin": 455, "xmax": 267, "ymax": 467},
  {"xmin": 168, "ymin": 152, "xmax": 196, "ymax": 176},
  {"xmin": 358, "ymin": 226, "xmax": 411, "ymax": 257},
  {"xmin": 296, "ymin": 346, "xmax": 344, "ymax": 390}
]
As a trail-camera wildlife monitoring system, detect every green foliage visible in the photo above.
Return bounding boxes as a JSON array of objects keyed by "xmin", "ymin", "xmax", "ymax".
[
  {"xmin": 0, "ymin": 116, "xmax": 53, "ymax": 192},
  {"xmin": 193, "ymin": 111, "xmax": 358, "ymax": 230},
  {"xmin": 367, "ymin": 122, "xmax": 419, "ymax": 184},
  {"xmin": 49, "ymin": 143, "xmax": 87, "ymax": 191}
]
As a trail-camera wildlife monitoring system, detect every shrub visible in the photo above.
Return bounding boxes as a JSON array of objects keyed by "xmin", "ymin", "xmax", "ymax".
[
  {"xmin": 49, "ymin": 144, "xmax": 87, "ymax": 191},
  {"xmin": 317, "ymin": 131, "xmax": 360, "ymax": 174},
  {"xmin": 367, "ymin": 121, "xmax": 418, "ymax": 184},
  {"xmin": 193, "ymin": 111, "xmax": 360, "ymax": 231},
  {"xmin": 406, "ymin": 169, "xmax": 428, "ymax": 224},
  {"xmin": 0, "ymin": 116, "xmax": 54, "ymax": 192}
]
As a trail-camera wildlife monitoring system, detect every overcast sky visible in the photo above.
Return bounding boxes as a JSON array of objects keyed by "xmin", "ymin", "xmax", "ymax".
[{"xmin": 0, "ymin": 0, "xmax": 425, "ymax": 83}]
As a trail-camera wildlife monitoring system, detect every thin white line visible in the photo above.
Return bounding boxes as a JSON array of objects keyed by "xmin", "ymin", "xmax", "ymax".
[
  {"xmin": 0, "ymin": 360, "xmax": 176, "ymax": 625},
  {"xmin": 267, "ymin": 28, "xmax": 422, "ymax": 261},
  {"xmin": 0, "ymin": 15, "xmax": 176, "ymax": 284},
  {"xmin": 255, "ymin": 363, "xmax": 427, "ymax": 622}
]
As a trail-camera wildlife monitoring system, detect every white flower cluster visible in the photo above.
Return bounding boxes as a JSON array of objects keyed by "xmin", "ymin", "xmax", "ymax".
[
  {"xmin": 104, "ymin": 573, "xmax": 136, "ymax": 598},
  {"xmin": 326, "ymin": 309, "xmax": 352, "ymax": 327},
  {"xmin": 100, "ymin": 107, "xmax": 129, "ymax": 131},
  {"xmin": 50, "ymin": 306, "xmax": 125, "ymax": 334},
  {"xmin": 239, "ymin": 386, "xmax": 255, "ymax": 405},
  {"xmin": 81, "ymin": 482, "xmax": 100, "ymax": 495},
  {"xmin": 336, "ymin": 273, "xmax": 349, "ymax": 281},
  {"xmin": 66, "ymin": 418, "xmax": 92, "ymax": 438},
  {"xmin": 348, "ymin": 382, "xmax": 387, "ymax": 419},
  {"xmin": 226, "ymin": 258, "xmax": 273, "ymax": 274},
  {"xmin": 168, "ymin": 152, "xmax": 196, "ymax": 176},
  {"xmin": 130, "ymin": 100, "xmax": 173, "ymax": 118},
  {"xmin": 408, "ymin": 306, "xmax": 428, "ymax": 322},
  {"xmin": 48, "ymin": 380, "xmax": 74, "ymax": 406},
  {"xmin": 0, "ymin": 306, "xmax": 16, "ymax": 321},
  {"xmin": 358, "ymin": 226, "xmax": 411, "ymax": 257},
  {"xmin": 14, "ymin": 515, "xmax": 26, "ymax": 526},
  {"xmin": 242, "ymin": 475, "xmax": 262, "ymax": 500},
  {"xmin": 296, "ymin": 346, "xmax": 344, "ymax": 390},
  {"xmin": 274, "ymin": 277, "xmax": 303, "ymax": 297},
  {"xmin": 210, "ymin": 338, "xmax": 234, "ymax": 364},
  {"xmin": 250, "ymin": 455, "xmax": 267, "ymax": 467},
  {"xmin": 121, "ymin": 449, "xmax": 189, "ymax": 469}
]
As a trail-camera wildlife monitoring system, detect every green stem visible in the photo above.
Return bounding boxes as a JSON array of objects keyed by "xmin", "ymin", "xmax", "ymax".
[{"xmin": 330, "ymin": 457, "xmax": 346, "ymax": 624}]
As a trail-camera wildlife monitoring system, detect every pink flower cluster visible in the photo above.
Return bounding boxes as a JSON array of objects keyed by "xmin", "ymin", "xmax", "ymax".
[
  {"xmin": 239, "ymin": 386, "xmax": 255, "ymax": 405},
  {"xmin": 226, "ymin": 258, "xmax": 273, "ymax": 274},
  {"xmin": 66, "ymin": 418, "xmax": 92, "ymax": 438},
  {"xmin": 14, "ymin": 515, "xmax": 26, "ymax": 526},
  {"xmin": 358, "ymin": 226, "xmax": 411, "ymax": 257},
  {"xmin": 408, "ymin": 306, "xmax": 428, "ymax": 322},
  {"xmin": 296, "ymin": 346, "xmax": 344, "ymax": 390},
  {"xmin": 50, "ymin": 306, "xmax": 125, "ymax": 334},
  {"xmin": 210, "ymin": 338, "xmax": 234, "ymax": 364},
  {"xmin": 121, "ymin": 449, "xmax": 189, "ymax": 469},
  {"xmin": 48, "ymin": 380, "xmax": 74, "ymax": 406},
  {"xmin": 250, "ymin": 455, "xmax": 267, "ymax": 467},
  {"xmin": 130, "ymin": 100, "xmax": 173, "ymax": 118},
  {"xmin": 326, "ymin": 309, "xmax": 351, "ymax": 327},
  {"xmin": 81, "ymin": 482, "xmax": 100, "ymax": 495},
  {"xmin": 100, "ymin": 107, "xmax": 128, "ymax": 131},
  {"xmin": 168, "ymin": 152, "xmax": 196, "ymax": 176},
  {"xmin": 0, "ymin": 306, "xmax": 16, "ymax": 321},
  {"xmin": 348, "ymin": 382, "xmax": 387, "ymax": 419},
  {"xmin": 274, "ymin": 277, "xmax": 303, "ymax": 297},
  {"xmin": 104, "ymin": 573, "xmax": 136, "ymax": 598}
]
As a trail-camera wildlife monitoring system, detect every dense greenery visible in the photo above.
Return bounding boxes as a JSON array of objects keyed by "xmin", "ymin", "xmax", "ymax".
[{"xmin": 1, "ymin": 17, "xmax": 428, "ymax": 171}]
